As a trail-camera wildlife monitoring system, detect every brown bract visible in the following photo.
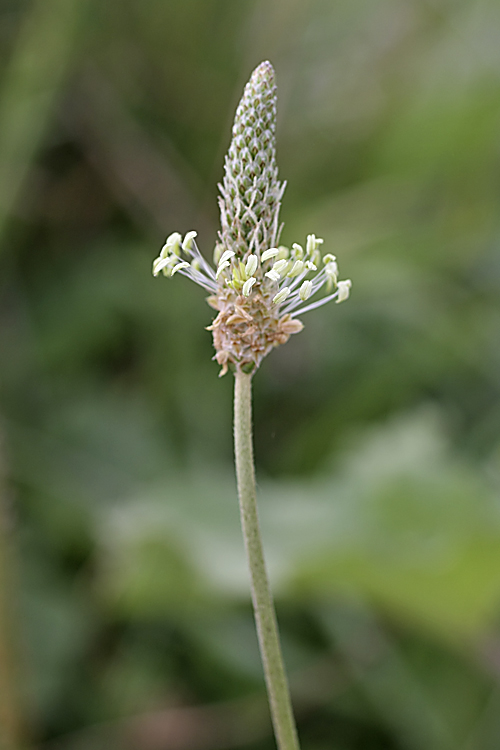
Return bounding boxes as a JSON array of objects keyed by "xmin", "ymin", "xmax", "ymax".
[{"xmin": 207, "ymin": 289, "xmax": 303, "ymax": 376}]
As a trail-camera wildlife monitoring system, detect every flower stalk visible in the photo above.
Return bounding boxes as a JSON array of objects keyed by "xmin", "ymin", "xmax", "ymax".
[{"xmin": 234, "ymin": 370, "xmax": 300, "ymax": 750}]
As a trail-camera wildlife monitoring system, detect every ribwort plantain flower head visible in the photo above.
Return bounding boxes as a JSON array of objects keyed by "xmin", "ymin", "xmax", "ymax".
[{"xmin": 152, "ymin": 62, "xmax": 351, "ymax": 376}]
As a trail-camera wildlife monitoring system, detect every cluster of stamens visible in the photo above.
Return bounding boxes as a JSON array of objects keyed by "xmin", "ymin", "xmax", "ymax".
[{"xmin": 152, "ymin": 231, "xmax": 351, "ymax": 375}]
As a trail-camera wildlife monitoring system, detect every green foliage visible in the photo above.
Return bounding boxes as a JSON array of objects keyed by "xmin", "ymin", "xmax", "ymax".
[{"xmin": 2, "ymin": 0, "xmax": 500, "ymax": 748}]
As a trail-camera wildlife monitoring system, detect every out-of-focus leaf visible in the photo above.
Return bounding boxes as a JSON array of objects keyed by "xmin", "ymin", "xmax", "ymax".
[
  {"xmin": 290, "ymin": 410, "xmax": 500, "ymax": 639},
  {"xmin": 95, "ymin": 409, "xmax": 500, "ymax": 640}
]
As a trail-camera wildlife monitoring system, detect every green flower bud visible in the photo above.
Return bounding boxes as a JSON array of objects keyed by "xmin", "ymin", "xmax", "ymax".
[{"xmin": 218, "ymin": 61, "xmax": 284, "ymax": 259}]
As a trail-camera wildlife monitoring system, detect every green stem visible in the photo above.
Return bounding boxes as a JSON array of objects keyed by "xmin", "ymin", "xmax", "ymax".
[{"xmin": 233, "ymin": 370, "xmax": 300, "ymax": 750}]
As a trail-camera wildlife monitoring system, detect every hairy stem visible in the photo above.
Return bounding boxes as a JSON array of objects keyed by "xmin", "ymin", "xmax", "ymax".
[{"xmin": 233, "ymin": 370, "xmax": 300, "ymax": 750}]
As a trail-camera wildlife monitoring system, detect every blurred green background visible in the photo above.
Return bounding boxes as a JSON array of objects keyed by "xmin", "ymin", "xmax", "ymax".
[{"xmin": 1, "ymin": 0, "xmax": 500, "ymax": 748}]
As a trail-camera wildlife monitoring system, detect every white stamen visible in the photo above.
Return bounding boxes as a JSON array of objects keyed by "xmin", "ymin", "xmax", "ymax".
[
  {"xmin": 242, "ymin": 277, "xmax": 257, "ymax": 297},
  {"xmin": 216, "ymin": 261, "xmax": 230, "ymax": 279},
  {"xmin": 336, "ymin": 279, "xmax": 352, "ymax": 303},
  {"xmin": 152, "ymin": 256, "xmax": 173, "ymax": 276},
  {"xmin": 245, "ymin": 254, "xmax": 258, "ymax": 277},
  {"xmin": 265, "ymin": 270, "xmax": 281, "ymax": 282},
  {"xmin": 288, "ymin": 260, "xmax": 304, "ymax": 277},
  {"xmin": 261, "ymin": 248, "xmax": 279, "ymax": 261},
  {"xmin": 273, "ymin": 287, "xmax": 291, "ymax": 304},
  {"xmin": 325, "ymin": 260, "xmax": 338, "ymax": 283},
  {"xmin": 219, "ymin": 249, "xmax": 236, "ymax": 265},
  {"xmin": 162, "ymin": 232, "xmax": 182, "ymax": 257},
  {"xmin": 272, "ymin": 259, "xmax": 288, "ymax": 275},
  {"xmin": 171, "ymin": 261, "xmax": 190, "ymax": 276},
  {"xmin": 182, "ymin": 231, "xmax": 197, "ymax": 252},
  {"xmin": 306, "ymin": 234, "xmax": 323, "ymax": 255},
  {"xmin": 299, "ymin": 280, "xmax": 313, "ymax": 301}
]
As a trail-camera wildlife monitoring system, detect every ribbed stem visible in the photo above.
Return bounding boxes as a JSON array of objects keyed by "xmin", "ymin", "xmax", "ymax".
[{"xmin": 233, "ymin": 370, "xmax": 300, "ymax": 750}]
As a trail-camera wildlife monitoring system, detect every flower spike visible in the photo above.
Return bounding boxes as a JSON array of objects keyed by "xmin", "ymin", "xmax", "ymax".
[{"xmin": 152, "ymin": 61, "xmax": 352, "ymax": 376}]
